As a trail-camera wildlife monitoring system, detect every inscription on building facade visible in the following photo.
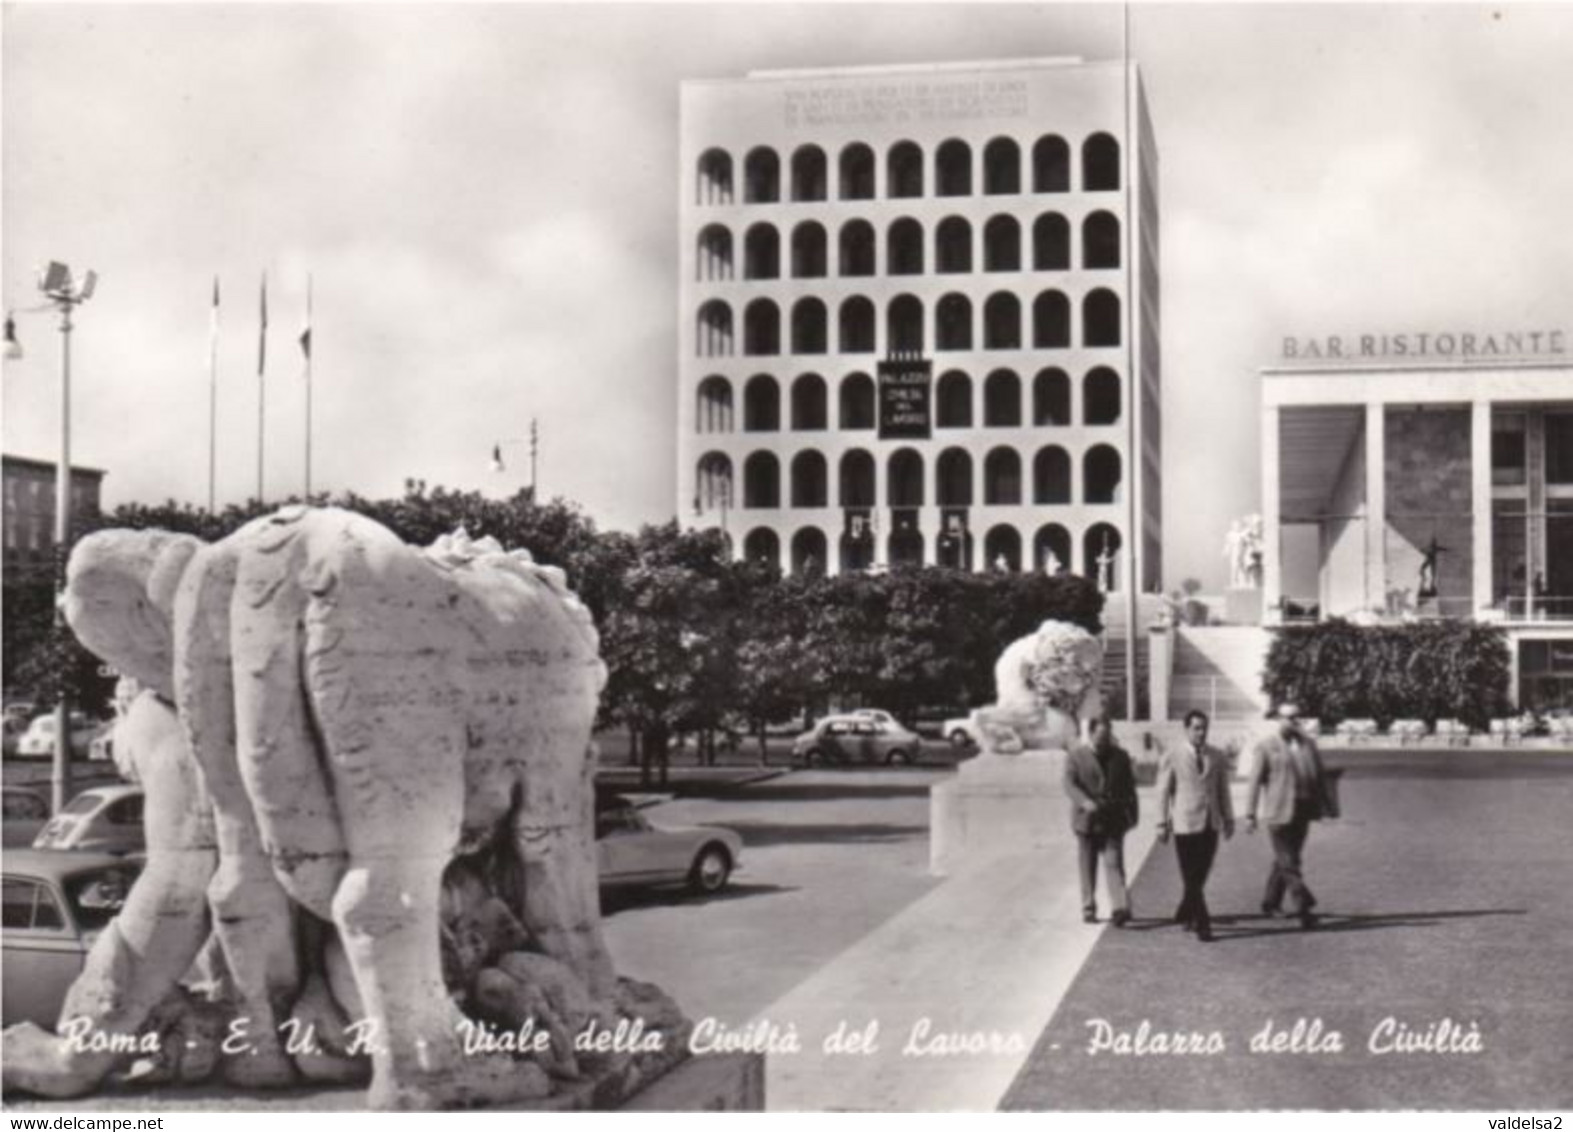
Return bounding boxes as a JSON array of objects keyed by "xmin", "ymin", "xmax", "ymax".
[
  {"xmin": 784, "ymin": 79, "xmax": 1029, "ymax": 128},
  {"xmin": 1282, "ymin": 330, "xmax": 1567, "ymax": 363}
]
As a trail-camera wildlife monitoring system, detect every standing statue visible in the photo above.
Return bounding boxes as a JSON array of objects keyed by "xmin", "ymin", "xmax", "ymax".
[
  {"xmin": 1096, "ymin": 535, "xmax": 1117, "ymax": 594},
  {"xmin": 1043, "ymin": 549, "xmax": 1062, "ymax": 577},
  {"xmin": 1224, "ymin": 514, "xmax": 1265, "ymax": 589},
  {"xmin": 2, "ymin": 507, "xmax": 687, "ymax": 1110},
  {"xmin": 1418, "ymin": 535, "xmax": 1449, "ymax": 599},
  {"xmin": 1223, "ymin": 520, "xmax": 1245, "ymax": 588}
]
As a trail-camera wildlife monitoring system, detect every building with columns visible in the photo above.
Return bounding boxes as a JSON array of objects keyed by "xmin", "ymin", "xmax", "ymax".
[
  {"xmin": 676, "ymin": 57, "xmax": 1161, "ymax": 592},
  {"xmin": 1260, "ymin": 331, "xmax": 1573, "ymax": 710}
]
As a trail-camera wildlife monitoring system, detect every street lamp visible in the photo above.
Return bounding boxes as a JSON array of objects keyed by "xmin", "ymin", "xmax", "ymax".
[{"xmin": 5, "ymin": 260, "xmax": 97, "ymax": 816}]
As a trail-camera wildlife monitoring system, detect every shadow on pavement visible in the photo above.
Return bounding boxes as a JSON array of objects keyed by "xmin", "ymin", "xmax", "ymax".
[
  {"xmin": 1116, "ymin": 906, "xmax": 1528, "ymax": 940},
  {"xmin": 714, "ymin": 820, "xmax": 929, "ymax": 847},
  {"xmin": 600, "ymin": 880, "xmax": 797, "ymax": 915}
]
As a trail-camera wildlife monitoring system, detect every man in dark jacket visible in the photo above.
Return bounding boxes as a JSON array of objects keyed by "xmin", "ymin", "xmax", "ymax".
[{"xmin": 1064, "ymin": 712, "xmax": 1139, "ymax": 926}]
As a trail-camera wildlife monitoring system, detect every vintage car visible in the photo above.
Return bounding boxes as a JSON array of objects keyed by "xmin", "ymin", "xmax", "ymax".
[
  {"xmin": 595, "ymin": 794, "xmax": 742, "ymax": 895},
  {"xmin": 1, "ymin": 849, "xmax": 142, "ymax": 1027},
  {"xmin": 3, "ymin": 785, "xmax": 51, "ymax": 848},
  {"xmin": 790, "ymin": 715, "xmax": 924, "ymax": 766},
  {"xmin": 32, "ymin": 785, "xmax": 145, "ymax": 855},
  {"xmin": 15, "ymin": 712, "xmax": 108, "ymax": 760}
]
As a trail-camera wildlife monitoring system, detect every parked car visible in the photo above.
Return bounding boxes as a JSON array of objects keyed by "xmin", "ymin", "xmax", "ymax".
[
  {"xmin": 3, "ymin": 786, "xmax": 51, "ymax": 848},
  {"xmin": 32, "ymin": 785, "xmax": 145, "ymax": 855},
  {"xmin": 847, "ymin": 708, "xmax": 899, "ymax": 727},
  {"xmin": 791, "ymin": 716, "xmax": 923, "ymax": 767},
  {"xmin": 942, "ymin": 715, "xmax": 984, "ymax": 751},
  {"xmin": 2, "ymin": 715, "xmax": 28, "ymax": 759},
  {"xmin": 15, "ymin": 712, "xmax": 107, "ymax": 760},
  {"xmin": 595, "ymin": 794, "xmax": 742, "ymax": 895},
  {"xmin": 2, "ymin": 849, "xmax": 142, "ymax": 1027}
]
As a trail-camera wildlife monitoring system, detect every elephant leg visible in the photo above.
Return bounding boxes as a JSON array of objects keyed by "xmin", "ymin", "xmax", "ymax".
[
  {"xmin": 1, "ymin": 851, "xmax": 216, "ymax": 1099},
  {"xmin": 174, "ymin": 546, "xmax": 298, "ymax": 1088}
]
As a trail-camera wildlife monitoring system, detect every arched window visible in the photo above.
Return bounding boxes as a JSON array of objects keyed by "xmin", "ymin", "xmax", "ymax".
[
  {"xmin": 791, "ymin": 222, "xmax": 828, "ymax": 278},
  {"xmin": 1033, "ymin": 446, "xmax": 1071, "ymax": 504},
  {"xmin": 840, "ymin": 220, "xmax": 875, "ymax": 276},
  {"xmin": 743, "ymin": 375, "xmax": 780, "ymax": 432},
  {"xmin": 696, "ymin": 375, "xmax": 734, "ymax": 433},
  {"xmin": 888, "ymin": 294, "xmax": 925, "ymax": 354},
  {"xmin": 984, "ymin": 447, "xmax": 1022, "ymax": 505},
  {"xmin": 936, "ymin": 293, "xmax": 973, "ymax": 350},
  {"xmin": 744, "ymin": 527, "xmax": 781, "ymax": 569},
  {"xmin": 887, "ymin": 218, "xmax": 924, "ymax": 275},
  {"xmin": 1034, "ymin": 523, "xmax": 1072, "ymax": 573},
  {"xmin": 888, "ymin": 448, "xmax": 925, "ymax": 507},
  {"xmin": 791, "ymin": 373, "xmax": 828, "ymax": 430},
  {"xmin": 792, "ymin": 527, "xmax": 828, "ymax": 575},
  {"xmin": 790, "ymin": 145, "xmax": 827, "ymax": 202},
  {"xmin": 983, "ymin": 216, "xmax": 1021, "ymax": 272},
  {"xmin": 1084, "ymin": 444, "xmax": 1122, "ymax": 503},
  {"xmin": 1084, "ymin": 289, "xmax": 1121, "ymax": 347},
  {"xmin": 840, "ymin": 449, "xmax": 875, "ymax": 506},
  {"xmin": 840, "ymin": 143, "xmax": 875, "ymax": 200},
  {"xmin": 697, "ymin": 149, "xmax": 734, "ymax": 205},
  {"xmin": 1084, "ymin": 367, "xmax": 1121, "ymax": 425},
  {"xmin": 984, "ymin": 525, "xmax": 1023, "ymax": 572},
  {"xmin": 839, "ymin": 296, "xmax": 875, "ymax": 353},
  {"xmin": 1033, "ymin": 213, "xmax": 1070, "ymax": 270},
  {"xmin": 1032, "ymin": 135, "xmax": 1070, "ymax": 192},
  {"xmin": 695, "ymin": 452, "xmax": 733, "ymax": 509},
  {"xmin": 936, "ymin": 217, "xmax": 972, "ymax": 273},
  {"xmin": 744, "ymin": 147, "xmax": 781, "ymax": 203},
  {"xmin": 1033, "ymin": 290, "xmax": 1070, "ymax": 348},
  {"xmin": 1083, "ymin": 211, "xmax": 1120, "ymax": 269},
  {"xmin": 936, "ymin": 370, "xmax": 973, "ymax": 427},
  {"xmin": 983, "ymin": 369, "xmax": 1022, "ymax": 426},
  {"xmin": 937, "ymin": 447, "xmax": 973, "ymax": 506},
  {"xmin": 744, "ymin": 298, "xmax": 780, "ymax": 355},
  {"xmin": 697, "ymin": 225, "xmax": 733, "ymax": 281},
  {"xmin": 888, "ymin": 141, "xmax": 923, "ymax": 198},
  {"xmin": 791, "ymin": 298, "xmax": 828, "ymax": 355},
  {"xmin": 936, "ymin": 139, "xmax": 972, "ymax": 196},
  {"xmin": 791, "ymin": 452, "xmax": 828, "ymax": 508},
  {"xmin": 839, "ymin": 372, "xmax": 875, "ymax": 430},
  {"xmin": 744, "ymin": 452, "xmax": 781, "ymax": 508},
  {"xmin": 1083, "ymin": 524, "xmax": 1122, "ymax": 589},
  {"xmin": 696, "ymin": 300, "xmax": 733, "ymax": 357},
  {"xmin": 983, "ymin": 137, "xmax": 1021, "ymax": 195},
  {"xmin": 1082, "ymin": 133, "xmax": 1120, "ymax": 191},
  {"xmin": 983, "ymin": 293, "xmax": 1021, "ymax": 350},
  {"xmin": 1033, "ymin": 367, "xmax": 1070, "ymax": 425},
  {"xmin": 744, "ymin": 223, "xmax": 780, "ymax": 279}
]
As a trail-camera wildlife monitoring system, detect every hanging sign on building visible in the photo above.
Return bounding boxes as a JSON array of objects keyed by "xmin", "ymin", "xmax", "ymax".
[{"xmin": 878, "ymin": 356, "xmax": 932, "ymax": 440}]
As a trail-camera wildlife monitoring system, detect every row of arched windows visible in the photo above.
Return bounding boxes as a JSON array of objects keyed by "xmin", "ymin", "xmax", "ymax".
[
  {"xmin": 695, "ymin": 290, "xmax": 1122, "ymax": 356},
  {"xmin": 695, "ymin": 135, "xmax": 1120, "ymax": 205},
  {"xmin": 736, "ymin": 522, "xmax": 1124, "ymax": 580},
  {"xmin": 695, "ymin": 213, "xmax": 1119, "ymax": 280},
  {"xmin": 695, "ymin": 445, "xmax": 1123, "ymax": 509},
  {"xmin": 695, "ymin": 367, "xmax": 1120, "ymax": 432}
]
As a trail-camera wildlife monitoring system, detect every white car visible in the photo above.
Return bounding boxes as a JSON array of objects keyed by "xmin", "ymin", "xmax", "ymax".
[
  {"xmin": 15, "ymin": 712, "xmax": 106, "ymax": 759},
  {"xmin": 942, "ymin": 715, "xmax": 984, "ymax": 750},
  {"xmin": 32, "ymin": 785, "xmax": 145, "ymax": 855},
  {"xmin": 595, "ymin": 795, "xmax": 742, "ymax": 895}
]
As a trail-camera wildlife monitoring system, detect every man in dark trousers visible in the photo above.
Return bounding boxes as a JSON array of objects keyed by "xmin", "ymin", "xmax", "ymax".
[
  {"xmin": 1156, "ymin": 709, "xmax": 1235, "ymax": 942},
  {"xmin": 1247, "ymin": 703, "xmax": 1339, "ymax": 929},
  {"xmin": 1064, "ymin": 712, "xmax": 1139, "ymax": 926}
]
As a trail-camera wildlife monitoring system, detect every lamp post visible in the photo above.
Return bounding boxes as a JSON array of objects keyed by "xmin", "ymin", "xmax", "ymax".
[{"xmin": 5, "ymin": 261, "xmax": 97, "ymax": 816}]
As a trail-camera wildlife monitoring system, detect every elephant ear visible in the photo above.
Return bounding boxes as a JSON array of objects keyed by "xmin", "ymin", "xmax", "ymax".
[{"xmin": 64, "ymin": 529, "xmax": 205, "ymax": 700}]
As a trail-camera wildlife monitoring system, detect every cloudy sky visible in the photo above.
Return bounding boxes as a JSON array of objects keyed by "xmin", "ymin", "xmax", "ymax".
[{"xmin": 4, "ymin": 2, "xmax": 1571, "ymax": 589}]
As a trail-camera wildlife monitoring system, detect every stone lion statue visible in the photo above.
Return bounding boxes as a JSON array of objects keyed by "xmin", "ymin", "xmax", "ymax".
[
  {"xmin": 2, "ymin": 507, "xmax": 684, "ymax": 1110},
  {"xmin": 971, "ymin": 620, "xmax": 1105, "ymax": 755}
]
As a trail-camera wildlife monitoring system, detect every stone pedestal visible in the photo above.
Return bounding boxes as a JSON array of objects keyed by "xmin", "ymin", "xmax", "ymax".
[
  {"xmin": 930, "ymin": 751, "xmax": 1073, "ymax": 876},
  {"xmin": 1225, "ymin": 586, "xmax": 1263, "ymax": 626}
]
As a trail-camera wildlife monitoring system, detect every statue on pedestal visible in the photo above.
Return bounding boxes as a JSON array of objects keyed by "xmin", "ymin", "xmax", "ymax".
[
  {"xmin": 1224, "ymin": 514, "xmax": 1265, "ymax": 589},
  {"xmin": 1418, "ymin": 535, "xmax": 1449, "ymax": 599},
  {"xmin": 968, "ymin": 620, "xmax": 1105, "ymax": 760},
  {"xmin": 2, "ymin": 508, "xmax": 689, "ymax": 1111}
]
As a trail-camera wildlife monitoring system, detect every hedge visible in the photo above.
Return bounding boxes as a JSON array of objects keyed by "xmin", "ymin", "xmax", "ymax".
[{"xmin": 1262, "ymin": 618, "xmax": 1511, "ymax": 730}]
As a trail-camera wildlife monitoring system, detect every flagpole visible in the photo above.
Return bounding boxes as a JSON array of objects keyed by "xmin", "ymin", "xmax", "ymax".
[
  {"xmin": 303, "ymin": 274, "xmax": 313, "ymax": 498},
  {"xmin": 208, "ymin": 276, "xmax": 219, "ymax": 513},
  {"xmin": 257, "ymin": 272, "xmax": 268, "ymax": 503},
  {"xmin": 530, "ymin": 417, "xmax": 539, "ymax": 500},
  {"xmin": 1121, "ymin": 0, "xmax": 1140, "ymax": 723}
]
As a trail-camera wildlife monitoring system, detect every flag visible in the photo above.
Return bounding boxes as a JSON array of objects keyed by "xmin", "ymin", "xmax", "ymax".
[
  {"xmin": 299, "ymin": 274, "xmax": 313, "ymax": 362},
  {"xmin": 258, "ymin": 274, "xmax": 268, "ymax": 376},
  {"xmin": 210, "ymin": 276, "xmax": 220, "ymax": 332}
]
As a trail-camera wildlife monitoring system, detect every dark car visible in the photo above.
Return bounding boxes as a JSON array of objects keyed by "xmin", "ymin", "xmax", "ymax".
[
  {"xmin": 2, "ymin": 849, "xmax": 142, "ymax": 1027},
  {"xmin": 790, "ymin": 715, "xmax": 923, "ymax": 767},
  {"xmin": 3, "ymin": 786, "xmax": 51, "ymax": 848}
]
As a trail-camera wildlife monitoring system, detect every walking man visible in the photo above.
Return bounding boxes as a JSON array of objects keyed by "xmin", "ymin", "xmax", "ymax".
[
  {"xmin": 1064, "ymin": 713, "xmax": 1139, "ymax": 926},
  {"xmin": 1156, "ymin": 709, "xmax": 1235, "ymax": 942},
  {"xmin": 1246, "ymin": 703, "xmax": 1338, "ymax": 929}
]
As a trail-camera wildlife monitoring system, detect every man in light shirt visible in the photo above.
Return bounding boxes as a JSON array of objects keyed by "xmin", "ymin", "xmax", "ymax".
[
  {"xmin": 1246, "ymin": 703, "xmax": 1339, "ymax": 929},
  {"xmin": 1156, "ymin": 710, "xmax": 1234, "ymax": 943}
]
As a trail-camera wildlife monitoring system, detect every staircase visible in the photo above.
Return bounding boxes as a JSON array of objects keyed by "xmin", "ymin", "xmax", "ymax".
[
  {"xmin": 1098, "ymin": 594, "xmax": 1167, "ymax": 719},
  {"xmin": 1168, "ymin": 625, "xmax": 1272, "ymax": 721}
]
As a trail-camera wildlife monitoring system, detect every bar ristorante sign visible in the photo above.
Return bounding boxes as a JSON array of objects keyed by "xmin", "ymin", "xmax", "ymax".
[{"xmin": 1281, "ymin": 329, "xmax": 1567, "ymax": 362}]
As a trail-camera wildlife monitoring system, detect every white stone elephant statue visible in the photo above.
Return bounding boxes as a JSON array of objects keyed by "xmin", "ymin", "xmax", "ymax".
[{"xmin": 2, "ymin": 506, "xmax": 642, "ymax": 1109}]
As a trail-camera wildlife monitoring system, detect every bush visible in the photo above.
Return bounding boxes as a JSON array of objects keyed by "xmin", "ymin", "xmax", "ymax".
[{"xmin": 1262, "ymin": 618, "xmax": 1511, "ymax": 731}]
